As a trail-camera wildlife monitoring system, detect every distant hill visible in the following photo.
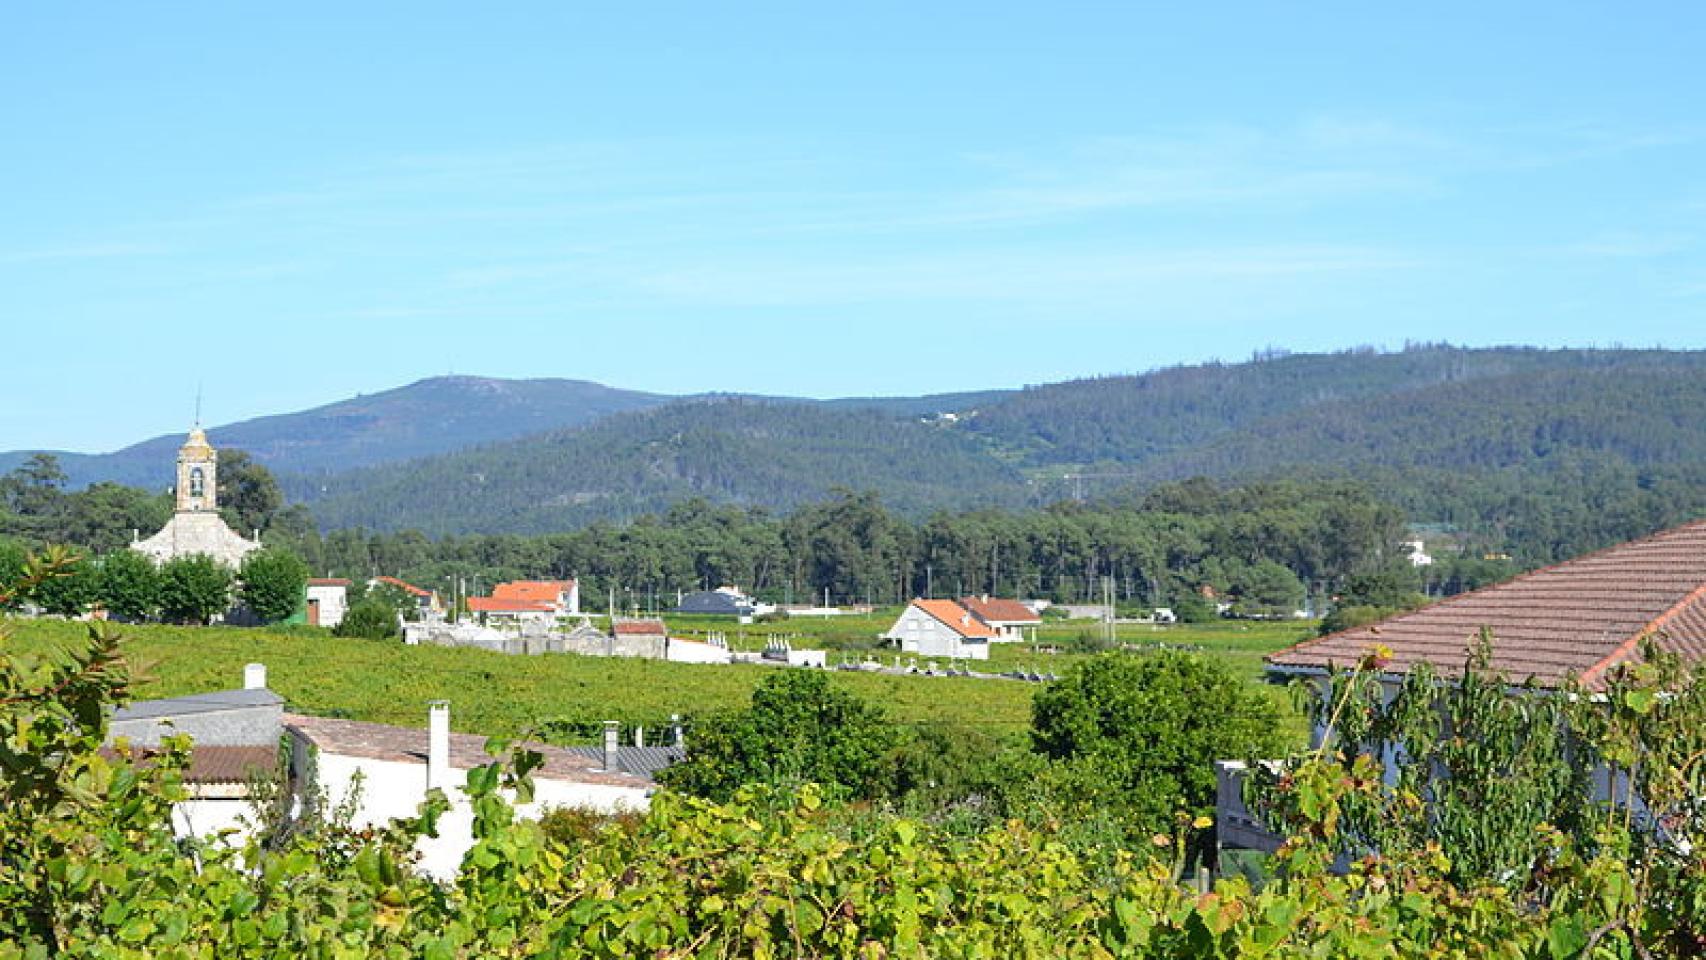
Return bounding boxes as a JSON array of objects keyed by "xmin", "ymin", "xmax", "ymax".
[
  {"xmin": 0, "ymin": 376, "xmax": 672, "ymax": 490},
  {"xmin": 298, "ymin": 346, "xmax": 1706, "ymax": 545},
  {"xmin": 304, "ymin": 398, "xmax": 1028, "ymax": 534},
  {"xmin": 9, "ymin": 346, "xmax": 1706, "ymax": 550}
]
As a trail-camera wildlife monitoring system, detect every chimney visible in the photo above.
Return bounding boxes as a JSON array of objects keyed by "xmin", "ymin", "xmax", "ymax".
[
  {"xmin": 601, "ymin": 720, "xmax": 619, "ymax": 771},
  {"xmin": 671, "ymin": 713, "xmax": 684, "ymax": 748},
  {"xmin": 632, "ymin": 725, "xmax": 644, "ymax": 748},
  {"xmin": 427, "ymin": 701, "xmax": 450, "ymax": 791},
  {"xmin": 244, "ymin": 663, "xmax": 267, "ymax": 690}
]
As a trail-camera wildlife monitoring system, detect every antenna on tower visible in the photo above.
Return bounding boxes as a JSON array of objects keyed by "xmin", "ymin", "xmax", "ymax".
[{"xmin": 194, "ymin": 383, "xmax": 204, "ymax": 428}]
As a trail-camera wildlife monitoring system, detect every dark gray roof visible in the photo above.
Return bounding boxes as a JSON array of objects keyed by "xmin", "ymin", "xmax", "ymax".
[
  {"xmin": 563, "ymin": 744, "xmax": 684, "ymax": 780},
  {"xmin": 112, "ymin": 688, "xmax": 284, "ymax": 722}
]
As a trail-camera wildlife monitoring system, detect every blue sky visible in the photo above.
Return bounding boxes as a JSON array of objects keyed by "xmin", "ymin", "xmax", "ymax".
[{"xmin": 3, "ymin": 2, "xmax": 1703, "ymax": 452}]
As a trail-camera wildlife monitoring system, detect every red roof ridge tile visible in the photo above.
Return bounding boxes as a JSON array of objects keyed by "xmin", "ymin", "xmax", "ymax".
[
  {"xmin": 1580, "ymin": 579, "xmax": 1706, "ymax": 687},
  {"xmin": 1268, "ymin": 516, "xmax": 1706, "ymax": 685}
]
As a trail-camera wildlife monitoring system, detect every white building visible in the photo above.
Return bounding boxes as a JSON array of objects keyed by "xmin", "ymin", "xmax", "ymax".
[
  {"xmin": 881, "ymin": 599, "xmax": 995, "ymax": 661},
  {"xmin": 957, "ymin": 595, "xmax": 1043, "ymax": 642},
  {"xmin": 286, "ymin": 707, "xmax": 652, "ymax": 880},
  {"xmin": 105, "ymin": 665, "xmax": 660, "ymax": 880},
  {"xmin": 105, "ymin": 663, "xmax": 282, "ymax": 841},
  {"xmin": 131, "ymin": 427, "xmax": 263, "ymax": 568},
  {"xmin": 305, "ymin": 578, "xmax": 350, "ymax": 628}
]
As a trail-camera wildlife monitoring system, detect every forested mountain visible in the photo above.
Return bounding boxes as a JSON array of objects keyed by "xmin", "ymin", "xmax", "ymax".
[
  {"xmin": 294, "ymin": 347, "xmax": 1706, "ymax": 556},
  {"xmin": 0, "ymin": 376, "xmax": 672, "ymax": 490},
  {"xmin": 304, "ymin": 398, "xmax": 1028, "ymax": 534},
  {"xmin": 960, "ymin": 346, "xmax": 1705, "ymax": 468},
  {"xmin": 10, "ymin": 346, "xmax": 1706, "ymax": 560}
]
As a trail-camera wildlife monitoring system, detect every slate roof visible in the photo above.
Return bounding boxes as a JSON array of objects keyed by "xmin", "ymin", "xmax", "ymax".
[
  {"xmin": 959, "ymin": 596, "xmax": 1041, "ymax": 624},
  {"xmin": 1268, "ymin": 518, "xmax": 1706, "ymax": 689},
  {"xmin": 111, "ymin": 687, "xmax": 284, "ymax": 721},
  {"xmin": 913, "ymin": 599, "xmax": 999, "ymax": 639},
  {"xmin": 283, "ymin": 714, "xmax": 650, "ymax": 789},
  {"xmin": 562, "ymin": 744, "xmax": 684, "ymax": 780}
]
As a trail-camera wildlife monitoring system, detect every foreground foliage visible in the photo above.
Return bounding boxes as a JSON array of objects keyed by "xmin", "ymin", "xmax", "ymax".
[{"xmin": 5, "ymin": 554, "xmax": 1706, "ymax": 955}]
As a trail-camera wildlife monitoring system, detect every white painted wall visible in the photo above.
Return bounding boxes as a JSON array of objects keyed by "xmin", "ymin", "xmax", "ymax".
[
  {"xmin": 170, "ymin": 798, "xmax": 253, "ymax": 843},
  {"xmin": 304, "ymin": 748, "xmax": 650, "ymax": 881},
  {"xmin": 666, "ymin": 639, "xmax": 734, "ymax": 664},
  {"xmin": 306, "ymin": 583, "xmax": 349, "ymax": 628},
  {"xmin": 883, "ymin": 608, "xmax": 989, "ymax": 660}
]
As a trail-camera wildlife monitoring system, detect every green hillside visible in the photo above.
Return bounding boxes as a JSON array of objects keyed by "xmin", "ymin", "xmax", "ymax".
[{"xmin": 305, "ymin": 397, "xmax": 1029, "ymax": 533}]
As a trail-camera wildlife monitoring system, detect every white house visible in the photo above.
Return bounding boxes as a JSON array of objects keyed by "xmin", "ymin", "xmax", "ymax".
[
  {"xmin": 105, "ymin": 662, "xmax": 281, "ymax": 841},
  {"xmin": 105, "ymin": 664, "xmax": 660, "ymax": 880},
  {"xmin": 881, "ymin": 599, "xmax": 996, "ymax": 661},
  {"xmin": 305, "ymin": 578, "xmax": 350, "ymax": 628},
  {"xmin": 285, "ymin": 706, "xmax": 651, "ymax": 880},
  {"xmin": 957, "ymin": 595, "xmax": 1043, "ymax": 642}
]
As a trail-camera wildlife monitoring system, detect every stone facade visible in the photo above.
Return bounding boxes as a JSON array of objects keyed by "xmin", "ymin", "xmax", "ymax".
[{"xmin": 132, "ymin": 427, "xmax": 262, "ymax": 568}]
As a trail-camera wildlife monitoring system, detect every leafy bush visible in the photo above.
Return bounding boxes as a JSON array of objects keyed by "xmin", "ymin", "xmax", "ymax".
[
  {"xmin": 659, "ymin": 669, "xmax": 899, "ymax": 803},
  {"xmin": 334, "ymin": 599, "xmax": 398, "ymax": 640}
]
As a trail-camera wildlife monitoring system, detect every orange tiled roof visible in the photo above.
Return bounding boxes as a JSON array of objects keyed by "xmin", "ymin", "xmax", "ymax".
[
  {"xmin": 468, "ymin": 596, "xmax": 556, "ymax": 613},
  {"xmin": 613, "ymin": 618, "xmax": 667, "ymax": 636},
  {"xmin": 913, "ymin": 599, "xmax": 999, "ymax": 639},
  {"xmin": 959, "ymin": 596, "xmax": 1041, "ymax": 624},
  {"xmin": 308, "ymin": 577, "xmax": 351, "ymax": 587},
  {"xmin": 491, "ymin": 580, "xmax": 576, "ymax": 604},
  {"xmin": 1269, "ymin": 518, "xmax": 1706, "ymax": 689},
  {"xmin": 372, "ymin": 576, "xmax": 431, "ymax": 597}
]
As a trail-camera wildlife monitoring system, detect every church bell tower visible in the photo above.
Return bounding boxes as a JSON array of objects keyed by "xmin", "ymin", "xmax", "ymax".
[{"xmin": 175, "ymin": 427, "xmax": 218, "ymax": 513}]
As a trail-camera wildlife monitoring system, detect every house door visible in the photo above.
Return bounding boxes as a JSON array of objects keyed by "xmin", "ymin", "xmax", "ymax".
[{"xmin": 307, "ymin": 598, "xmax": 321, "ymax": 626}]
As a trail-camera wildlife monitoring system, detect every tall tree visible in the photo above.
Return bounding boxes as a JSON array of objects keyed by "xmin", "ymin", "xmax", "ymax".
[
  {"xmin": 217, "ymin": 450, "xmax": 283, "ymax": 535},
  {"xmin": 238, "ymin": 548, "xmax": 309, "ymax": 623},
  {"xmin": 157, "ymin": 555, "xmax": 233, "ymax": 625},
  {"xmin": 97, "ymin": 550, "xmax": 160, "ymax": 622}
]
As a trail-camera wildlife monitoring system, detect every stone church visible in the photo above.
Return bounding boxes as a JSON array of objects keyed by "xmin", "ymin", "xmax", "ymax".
[{"xmin": 131, "ymin": 427, "xmax": 263, "ymax": 568}]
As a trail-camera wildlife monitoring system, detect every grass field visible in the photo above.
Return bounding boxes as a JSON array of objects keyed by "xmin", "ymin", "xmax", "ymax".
[{"xmin": 5, "ymin": 613, "xmax": 1314, "ymax": 747}]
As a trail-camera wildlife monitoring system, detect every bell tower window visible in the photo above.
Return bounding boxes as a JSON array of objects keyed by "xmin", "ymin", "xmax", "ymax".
[{"xmin": 189, "ymin": 467, "xmax": 205, "ymax": 499}]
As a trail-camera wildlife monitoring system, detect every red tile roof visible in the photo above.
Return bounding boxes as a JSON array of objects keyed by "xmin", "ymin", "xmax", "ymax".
[
  {"xmin": 103, "ymin": 744, "xmax": 280, "ymax": 785},
  {"xmin": 913, "ymin": 599, "xmax": 999, "ymax": 639},
  {"xmin": 468, "ymin": 596, "xmax": 556, "ymax": 613},
  {"xmin": 308, "ymin": 577, "xmax": 351, "ymax": 587},
  {"xmin": 372, "ymin": 576, "xmax": 432, "ymax": 597},
  {"xmin": 613, "ymin": 618, "xmax": 667, "ymax": 636},
  {"xmin": 1269, "ymin": 518, "xmax": 1706, "ymax": 689},
  {"xmin": 491, "ymin": 580, "xmax": 575, "ymax": 604},
  {"xmin": 959, "ymin": 596, "xmax": 1041, "ymax": 624},
  {"xmin": 283, "ymin": 714, "xmax": 648, "ymax": 788}
]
